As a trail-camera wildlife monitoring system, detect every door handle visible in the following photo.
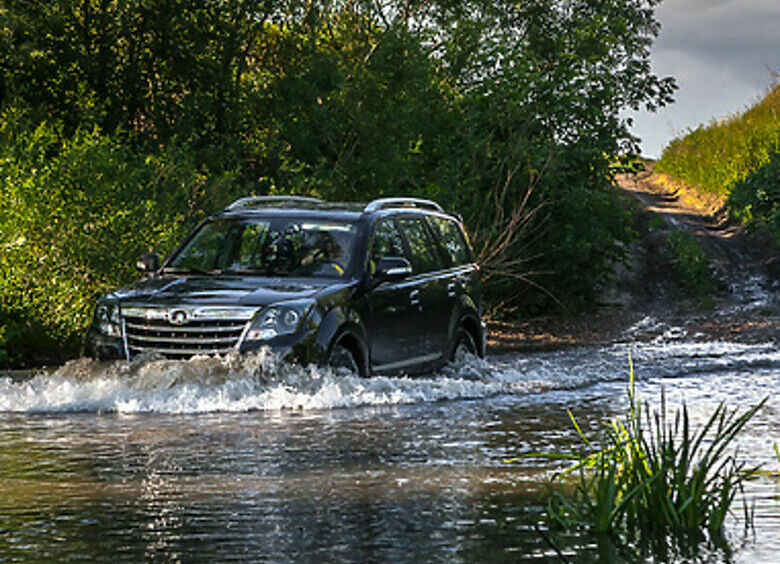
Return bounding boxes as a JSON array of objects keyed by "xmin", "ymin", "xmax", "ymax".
[
  {"xmin": 447, "ymin": 281, "xmax": 457, "ymax": 297},
  {"xmin": 409, "ymin": 289, "xmax": 421, "ymax": 306}
]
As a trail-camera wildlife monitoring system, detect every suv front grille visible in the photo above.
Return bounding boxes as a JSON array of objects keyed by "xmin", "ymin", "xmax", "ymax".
[{"xmin": 121, "ymin": 306, "xmax": 255, "ymax": 359}]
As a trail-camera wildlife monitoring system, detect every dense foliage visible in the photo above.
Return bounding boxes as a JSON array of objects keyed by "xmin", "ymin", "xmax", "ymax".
[
  {"xmin": 0, "ymin": 111, "xmax": 243, "ymax": 364},
  {"xmin": 0, "ymin": 0, "xmax": 675, "ymax": 365}
]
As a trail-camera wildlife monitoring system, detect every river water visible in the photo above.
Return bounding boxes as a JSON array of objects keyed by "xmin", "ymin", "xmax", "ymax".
[{"xmin": 0, "ymin": 317, "xmax": 778, "ymax": 562}]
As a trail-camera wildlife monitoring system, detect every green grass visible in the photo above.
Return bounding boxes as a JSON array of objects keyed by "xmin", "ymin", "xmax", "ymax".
[
  {"xmin": 656, "ymin": 84, "xmax": 780, "ymax": 243},
  {"xmin": 656, "ymin": 85, "xmax": 779, "ymax": 198},
  {"xmin": 519, "ymin": 357, "xmax": 767, "ymax": 549}
]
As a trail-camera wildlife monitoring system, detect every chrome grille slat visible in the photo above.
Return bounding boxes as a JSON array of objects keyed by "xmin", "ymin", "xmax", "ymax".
[
  {"xmin": 128, "ymin": 345, "xmax": 237, "ymax": 356},
  {"xmin": 122, "ymin": 309, "xmax": 254, "ymax": 359},
  {"xmin": 127, "ymin": 334, "xmax": 240, "ymax": 345},
  {"xmin": 125, "ymin": 322, "xmax": 246, "ymax": 333}
]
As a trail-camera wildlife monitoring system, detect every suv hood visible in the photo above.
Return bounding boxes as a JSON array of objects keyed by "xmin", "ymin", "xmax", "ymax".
[{"xmin": 110, "ymin": 275, "xmax": 348, "ymax": 307}]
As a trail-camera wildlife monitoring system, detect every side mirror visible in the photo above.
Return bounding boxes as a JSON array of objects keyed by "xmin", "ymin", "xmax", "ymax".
[
  {"xmin": 374, "ymin": 257, "xmax": 412, "ymax": 282},
  {"xmin": 137, "ymin": 252, "xmax": 160, "ymax": 276}
]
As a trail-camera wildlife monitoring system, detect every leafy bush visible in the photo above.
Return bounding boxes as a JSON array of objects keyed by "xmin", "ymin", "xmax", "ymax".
[
  {"xmin": 727, "ymin": 152, "xmax": 780, "ymax": 243},
  {"xmin": 664, "ymin": 232, "xmax": 714, "ymax": 305},
  {"xmin": 0, "ymin": 323, "xmax": 7, "ymax": 365},
  {"xmin": 0, "ymin": 111, "xmax": 242, "ymax": 366},
  {"xmin": 0, "ymin": 1, "xmax": 677, "ymax": 364}
]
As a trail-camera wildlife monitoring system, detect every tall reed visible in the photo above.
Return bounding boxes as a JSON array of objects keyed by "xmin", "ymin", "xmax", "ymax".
[{"xmin": 527, "ymin": 358, "xmax": 767, "ymax": 545}]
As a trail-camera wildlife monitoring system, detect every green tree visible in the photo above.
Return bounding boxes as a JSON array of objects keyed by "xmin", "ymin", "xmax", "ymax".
[{"xmin": 0, "ymin": 0, "xmax": 676, "ymax": 363}]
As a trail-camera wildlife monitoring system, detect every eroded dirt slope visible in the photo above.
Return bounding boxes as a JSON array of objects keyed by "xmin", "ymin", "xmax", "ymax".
[{"xmin": 487, "ymin": 164, "xmax": 778, "ymax": 353}]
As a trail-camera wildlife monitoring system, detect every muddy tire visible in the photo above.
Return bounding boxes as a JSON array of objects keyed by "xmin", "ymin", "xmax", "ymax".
[
  {"xmin": 327, "ymin": 340, "xmax": 362, "ymax": 376},
  {"xmin": 450, "ymin": 328, "xmax": 477, "ymax": 362}
]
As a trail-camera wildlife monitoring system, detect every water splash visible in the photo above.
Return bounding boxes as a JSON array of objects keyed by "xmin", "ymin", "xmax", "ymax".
[{"xmin": 1, "ymin": 341, "xmax": 777, "ymax": 414}]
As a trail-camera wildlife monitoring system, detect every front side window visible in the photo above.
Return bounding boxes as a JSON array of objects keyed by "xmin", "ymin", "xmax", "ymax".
[
  {"xmin": 429, "ymin": 216, "xmax": 471, "ymax": 266},
  {"xmin": 168, "ymin": 218, "xmax": 356, "ymax": 278},
  {"xmin": 370, "ymin": 220, "xmax": 405, "ymax": 262},
  {"xmin": 397, "ymin": 216, "xmax": 443, "ymax": 273}
]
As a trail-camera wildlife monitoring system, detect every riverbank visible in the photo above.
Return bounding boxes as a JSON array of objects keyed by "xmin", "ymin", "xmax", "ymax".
[
  {"xmin": 488, "ymin": 163, "xmax": 778, "ymax": 354},
  {"xmin": 488, "ymin": 308, "xmax": 778, "ymax": 354}
]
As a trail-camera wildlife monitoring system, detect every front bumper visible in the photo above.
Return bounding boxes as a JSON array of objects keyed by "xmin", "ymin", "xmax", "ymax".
[{"xmin": 84, "ymin": 325, "xmax": 325, "ymax": 365}]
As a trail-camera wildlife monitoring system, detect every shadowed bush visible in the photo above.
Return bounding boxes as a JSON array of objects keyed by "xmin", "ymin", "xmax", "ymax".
[
  {"xmin": 727, "ymin": 152, "xmax": 780, "ymax": 244},
  {"xmin": 663, "ymin": 231, "xmax": 715, "ymax": 306}
]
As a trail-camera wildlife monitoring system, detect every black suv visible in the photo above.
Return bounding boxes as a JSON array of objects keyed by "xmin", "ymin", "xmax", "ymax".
[{"xmin": 85, "ymin": 196, "xmax": 484, "ymax": 376}]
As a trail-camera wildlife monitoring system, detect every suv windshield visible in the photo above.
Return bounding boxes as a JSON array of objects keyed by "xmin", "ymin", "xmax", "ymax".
[{"xmin": 167, "ymin": 218, "xmax": 357, "ymax": 278}]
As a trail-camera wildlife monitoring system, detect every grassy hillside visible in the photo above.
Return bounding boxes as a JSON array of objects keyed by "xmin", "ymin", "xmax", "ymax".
[
  {"xmin": 656, "ymin": 84, "xmax": 779, "ymax": 242},
  {"xmin": 657, "ymin": 84, "xmax": 779, "ymax": 196}
]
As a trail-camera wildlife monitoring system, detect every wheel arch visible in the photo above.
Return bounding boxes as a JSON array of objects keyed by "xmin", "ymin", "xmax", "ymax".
[{"xmin": 328, "ymin": 324, "xmax": 369, "ymax": 377}]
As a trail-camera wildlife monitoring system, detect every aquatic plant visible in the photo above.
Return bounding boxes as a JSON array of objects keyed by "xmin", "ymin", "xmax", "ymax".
[{"xmin": 523, "ymin": 357, "xmax": 767, "ymax": 546}]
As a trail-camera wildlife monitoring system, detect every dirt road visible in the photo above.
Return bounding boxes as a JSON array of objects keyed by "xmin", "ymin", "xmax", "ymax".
[{"xmin": 487, "ymin": 165, "xmax": 778, "ymax": 353}]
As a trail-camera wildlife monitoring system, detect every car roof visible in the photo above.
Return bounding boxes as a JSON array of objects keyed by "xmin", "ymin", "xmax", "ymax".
[
  {"xmin": 217, "ymin": 196, "xmax": 461, "ymax": 223},
  {"xmin": 217, "ymin": 207, "xmax": 365, "ymax": 222}
]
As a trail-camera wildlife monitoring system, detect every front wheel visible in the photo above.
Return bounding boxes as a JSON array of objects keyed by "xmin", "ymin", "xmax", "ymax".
[
  {"xmin": 327, "ymin": 340, "xmax": 362, "ymax": 376},
  {"xmin": 450, "ymin": 328, "xmax": 477, "ymax": 363}
]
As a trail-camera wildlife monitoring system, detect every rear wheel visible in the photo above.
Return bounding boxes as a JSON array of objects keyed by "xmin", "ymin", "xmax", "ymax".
[{"xmin": 450, "ymin": 327, "xmax": 477, "ymax": 363}]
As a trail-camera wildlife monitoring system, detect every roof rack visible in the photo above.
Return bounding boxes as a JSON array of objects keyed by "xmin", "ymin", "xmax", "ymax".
[
  {"xmin": 364, "ymin": 198, "xmax": 444, "ymax": 213},
  {"xmin": 226, "ymin": 195, "xmax": 324, "ymax": 211}
]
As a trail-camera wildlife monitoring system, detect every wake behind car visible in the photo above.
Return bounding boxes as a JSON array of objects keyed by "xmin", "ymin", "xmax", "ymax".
[{"xmin": 85, "ymin": 196, "xmax": 485, "ymax": 376}]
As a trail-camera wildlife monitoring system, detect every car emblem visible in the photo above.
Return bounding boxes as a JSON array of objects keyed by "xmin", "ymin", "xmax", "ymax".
[{"xmin": 169, "ymin": 309, "xmax": 190, "ymax": 325}]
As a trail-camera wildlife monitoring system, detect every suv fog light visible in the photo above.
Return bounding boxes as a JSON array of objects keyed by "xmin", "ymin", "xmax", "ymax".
[{"xmin": 247, "ymin": 328, "xmax": 277, "ymax": 341}]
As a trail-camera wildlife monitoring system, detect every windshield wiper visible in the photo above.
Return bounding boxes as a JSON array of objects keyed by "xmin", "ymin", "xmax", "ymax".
[{"xmin": 162, "ymin": 267, "xmax": 221, "ymax": 276}]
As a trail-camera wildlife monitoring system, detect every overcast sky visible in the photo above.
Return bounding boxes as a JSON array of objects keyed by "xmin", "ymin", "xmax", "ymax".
[{"xmin": 630, "ymin": 0, "xmax": 780, "ymax": 158}]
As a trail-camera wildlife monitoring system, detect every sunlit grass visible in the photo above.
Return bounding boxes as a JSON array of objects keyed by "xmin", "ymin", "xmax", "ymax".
[{"xmin": 656, "ymin": 84, "xmax": 779, "ymax": 198}]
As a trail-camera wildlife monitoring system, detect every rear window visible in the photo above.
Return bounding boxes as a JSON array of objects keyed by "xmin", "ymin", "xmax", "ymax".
[
  {"xmin": 370, "ymin": 220, "xmax": 406, "ymax": 262},
  {"xmin": 429, "ymin": 216, "xmax": 471, "ymax": 266}
]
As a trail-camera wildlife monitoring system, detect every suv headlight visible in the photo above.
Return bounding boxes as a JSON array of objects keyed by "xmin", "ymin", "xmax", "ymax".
[
  {"xmin": 94, "ymin": 301, "xmax": 122, "ymax": 337},
  {"xmin": 245, "ymin": 300, "xmax": 314, "ymax": 341}
]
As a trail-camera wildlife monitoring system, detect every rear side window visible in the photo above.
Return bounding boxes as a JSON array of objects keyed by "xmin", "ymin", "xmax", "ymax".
[
  {"xmin": 429, "ymin": 216, "xmax": 472, "ymax": 266},
  {"xmin": 397, "ymin": 216, "xmax": 442, "ymax": 273}
]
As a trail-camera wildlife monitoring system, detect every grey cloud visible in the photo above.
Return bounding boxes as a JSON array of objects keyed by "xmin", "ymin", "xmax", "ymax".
[
  {"xmin": 630, "ymin": 0, "xmax": 779, "ymax": 157},
  {"xmin": 654, "ymin": 0, "xmax": 780, "ymax": 82}
]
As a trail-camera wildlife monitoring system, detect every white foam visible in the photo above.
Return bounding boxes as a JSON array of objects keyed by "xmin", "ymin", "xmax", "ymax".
[
  {"xmin": 0, "ymin": 350, "xmax": 519, "ymax": 414},
  {"xmin": 1, "ymin": 341, "xmax": 777, "ymax": 414}
]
